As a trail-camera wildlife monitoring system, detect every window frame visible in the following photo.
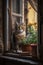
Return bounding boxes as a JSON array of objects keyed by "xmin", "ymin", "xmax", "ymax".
[
  {"xmin": 11, "ymin": 0, "xmax": 24, "ymax": 23},
  {"xmin": 2, "ymin": 1, "xmax": 40, "ymax": 59},
  {"xmin": 10, "ymin": 0, "xmax": 25, "ymax": 31}
]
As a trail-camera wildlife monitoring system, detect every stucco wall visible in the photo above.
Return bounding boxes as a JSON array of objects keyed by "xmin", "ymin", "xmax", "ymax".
[{"xmin": 27, "ymin": 2, "xmax": 37, "ymax": 25}]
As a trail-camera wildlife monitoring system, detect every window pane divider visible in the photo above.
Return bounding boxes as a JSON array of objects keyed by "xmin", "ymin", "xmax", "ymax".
[{"xmin": 12, "ymin": 12, "xmax": 22, "ymax": 17}]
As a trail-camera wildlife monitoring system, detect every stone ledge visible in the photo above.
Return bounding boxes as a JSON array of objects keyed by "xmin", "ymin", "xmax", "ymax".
[{"xmin": 0, "ymin": 55, "xmax": 39, "ymax": 65}]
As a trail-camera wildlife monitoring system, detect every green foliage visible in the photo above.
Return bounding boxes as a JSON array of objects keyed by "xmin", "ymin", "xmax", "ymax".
[
  {"xmin": 21, "ymin": 26, "xmax": 38, "ymax": 45},
  {"xmin": 27, "ymin": 26, "xmax": 38, "ymax": 44},
  {"xmin": 21, "ymin": 38, "xmax": 27, "ymax": 45},
  {"xmin": 27, "ymin": 31, "xmax": 38, "ymax": 44}
]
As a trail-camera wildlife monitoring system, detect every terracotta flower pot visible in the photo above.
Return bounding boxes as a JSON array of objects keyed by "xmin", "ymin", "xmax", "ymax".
[
  {"xmin": 30, "ymin": 44, "xmax": 37, "ymax": 57},
  {"xmin": 22, "ymin": 44, "xmax": 32, "ymax": 55},
  {"xmin": 21, "ymin": 44, "xmax": 37, "ymax": 56}
]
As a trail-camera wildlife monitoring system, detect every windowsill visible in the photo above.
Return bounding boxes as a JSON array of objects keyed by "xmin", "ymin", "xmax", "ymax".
[
  {"xmin": 0, "ymin": 56, "xmax": 38, "ymax": 65},
  {"xmin": 0, "ymin": 53, "xmax": 38, "ymax": 65},
  {"xmin": 4, "ymin": 50, "xmax": 38, "ymax": 60}
]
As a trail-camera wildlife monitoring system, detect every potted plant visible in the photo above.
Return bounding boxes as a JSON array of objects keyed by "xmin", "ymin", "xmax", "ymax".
[
  {"xmin": 26, "ymin": 26, "xmax": 38, "ymax": 57},
  {"xmin": 21, "ymin": 26, "xmax": 38, "ymax": 56},
  {"xmin": 21, "ymin": 37, "xmax": 31, "ymax": 52},
  {"xmin": 29, "ymin": 31, "xmax": 38, "ymax": 57}
]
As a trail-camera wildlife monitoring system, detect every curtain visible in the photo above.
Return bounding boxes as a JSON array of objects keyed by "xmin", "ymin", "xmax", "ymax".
[{"xmin": 27, "ymin": 0, "xmax": 38, "ymax": 12}]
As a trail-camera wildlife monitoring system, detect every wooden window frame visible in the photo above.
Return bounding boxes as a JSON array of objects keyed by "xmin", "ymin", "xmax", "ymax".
[{"xmin": 3, "ymin": 0, "xmax": 41, "ymax": 60}]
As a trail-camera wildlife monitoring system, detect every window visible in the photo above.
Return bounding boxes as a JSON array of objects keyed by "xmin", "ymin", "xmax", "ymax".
[
  {"xmin": 10, "ymin": 0, "xmax": 26, "ymax": 51},
  {"xmin": 3, "ymin": 0, "xmax": 39, "ymax": 59},
  {"xmin": 10, "ymin": 0, "xmax": 38, "ymax": 58},
  {"xmin": 11, "ymin": 0, "xmax": 24, "ymax": 31}
]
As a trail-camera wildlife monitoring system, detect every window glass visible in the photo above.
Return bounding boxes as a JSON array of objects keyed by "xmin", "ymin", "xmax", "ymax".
[
  {"xmin": 12, "ymin": 0, "xmax": 22, "ymax": 14},
  {"xmin": 12, "ymin": 16, "xmax": 22, "ymax": 31}
]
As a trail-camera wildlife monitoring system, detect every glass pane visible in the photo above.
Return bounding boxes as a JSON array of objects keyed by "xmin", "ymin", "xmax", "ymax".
[
  {"xmin": 12, "ymin": 16, "xmax": 22, "ymax": 31},
  {"xmin": 11, "ymin": 0, "xmax": 22, "ymax": 14}
]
